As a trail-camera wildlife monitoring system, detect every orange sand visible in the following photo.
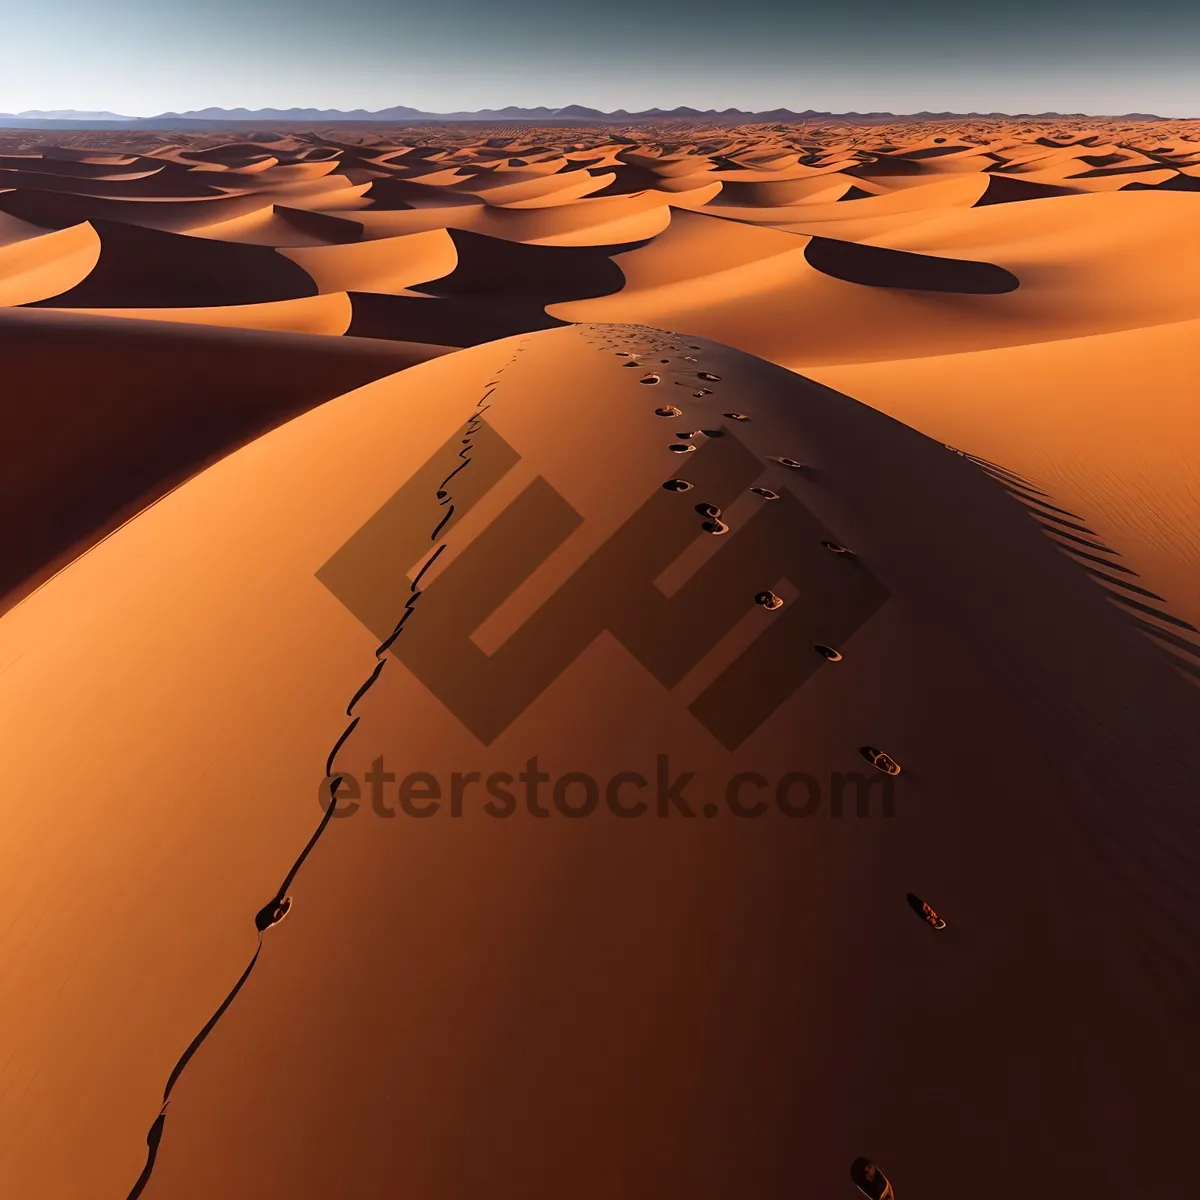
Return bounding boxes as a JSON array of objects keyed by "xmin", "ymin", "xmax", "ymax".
[{"xmin": 1, "ymin": 121, "xmax": 1197, "ymax": 1200}]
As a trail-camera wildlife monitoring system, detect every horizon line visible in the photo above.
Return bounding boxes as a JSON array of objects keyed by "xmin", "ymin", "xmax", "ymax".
[{"xmin": 3, "ymin": 103, "xmax": 1194, "ymax": 123}]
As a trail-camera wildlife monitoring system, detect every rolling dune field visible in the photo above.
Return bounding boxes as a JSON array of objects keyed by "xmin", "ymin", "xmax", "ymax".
[{"xmin": 1, "ymin": 119, "xmax": 1198, "ymax": 1200}]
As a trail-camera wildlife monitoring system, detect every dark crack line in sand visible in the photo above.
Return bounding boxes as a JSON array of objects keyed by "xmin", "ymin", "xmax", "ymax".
[
  {"xmin": 122, "ymin": 345, "xmax": 522, "ymax": 1199},
  {"xmin": 430, "ymin": 405, "xmax": 492, "ymax": 542}
]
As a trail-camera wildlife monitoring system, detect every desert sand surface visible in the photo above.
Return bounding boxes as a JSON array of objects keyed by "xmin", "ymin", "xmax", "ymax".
[{"xmin": 0, "ymin": 122, "xmax": 1198, "ymax": 1200}]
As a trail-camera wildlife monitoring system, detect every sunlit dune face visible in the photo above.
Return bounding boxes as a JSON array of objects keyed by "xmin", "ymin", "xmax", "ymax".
[{"xmin": 0, "ymin": 118, "xmax": 1198, "ymax": 1200}]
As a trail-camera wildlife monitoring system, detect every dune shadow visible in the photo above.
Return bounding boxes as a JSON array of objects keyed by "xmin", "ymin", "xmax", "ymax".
[
  {"xmin": 571, "ymin": 163, "xmax": 661, "ymax": 197},
  {"xmin": 837, "ymin": 184, "xmax": 876, "ymax": 202},
  {"xmin": 1124, "ymin": 173, "xmax": 1200, "ymax": 192},
  {"xmin": 27, "ymin": 219, "xmax": 317, "ymax": 308},
  {"xmin": 974, "ymin": 175, "xmax": 1079, "ymax": 206},
  {"xmin": 804, "ymin": 236, "xmax": 1019, "ymax": 295},
  {"xmin": 0, "ymin": 185, "xmax": 269, "ymax": 231},
  {"xmin": 1070, "ymin": 162, "xmax": 1173, "ymax": 180},
  {"xmin": 0, "ymin": 310, "xmax": 444, "ymax": 611},
  {"xmin": 411, "ymin": 226, "xmax": 644, "ymax": 305},
  {"xmin": 363, "ymin": 176, "xmax": 481, "ymax": 209},
  {"xmin": 347, "ymin": 291, "xmax": 569, "ymax": 347},
  {"xmin": 955, "ymin": 446, "xmax": 1200, "ymax": 686},
  {"xmin": 0, "ymin": 164, "xmax": 224, "ymax": 199},
  {"xmin": 903, "ymin": 144, "xmax": 972, "ymax": 159},
  {"xmin": 844, "ymin": 155, "xmax": 927, "ymax": 177}
]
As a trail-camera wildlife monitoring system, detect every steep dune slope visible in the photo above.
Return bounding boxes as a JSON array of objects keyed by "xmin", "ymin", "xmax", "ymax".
[
  {"xmin": 0, "ymin": 325, "xmax": 1195, "ymax": 1200},
  {"xmin": 810, "ymin": 316, "xmax": 1200, "ymax": 648},
  {"xmin": 0, "ymin": 307, "xmax": 450, "ymax": 610}
]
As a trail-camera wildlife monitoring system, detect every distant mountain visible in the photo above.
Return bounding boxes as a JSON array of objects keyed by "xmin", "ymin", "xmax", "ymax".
[
  {"xmin": 140, "ymin": 105, "xmax": 1181, "ymax": 125},
  {"xmin": 0, "ymin": 104, "xmax": 1178, "ymax": 130},
  {"xmin": 7, "ymin": 108, "xmax": 136, "ymax": 120},
  {"xmin": 152, "ymin": 107, "xmax": 387, "ymax": 120}
]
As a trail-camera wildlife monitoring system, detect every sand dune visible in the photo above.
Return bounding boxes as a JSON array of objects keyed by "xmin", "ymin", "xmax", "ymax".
[
  {"xmin": 0, "ymin": 119, "xmax": 1198, "ymax": 1200},
  {"xmin": 0, "ymin": 186, "xmax": 271, "ymax": 232},
  {"xmin": 58, "ymin": 291, "xmax": 355, "ymax": 334},
  {"xmin": 448, "ymin": 165, "xmax": 616, "ymax": 207},
  {"xmin": 187, "ymin": 202, "xmax": 368, "ymax": 246},
  {"xmin": 1, "ymin": 323, "xmax": 1196, "ymax": 1200},
  {"xmin": 279, "ymin": 227, "xmax": 457, "ymax": 293},
  {"xmin": 0, "ymin": 220, "xmax": 100, "ymax": 303},
  {"xmin": 465, "ymin": 191, "xmax": 674, "ymax": 246},
  {"xmin": 0, "ymin": 306, "xmax": 449, "ymax": 611},
  {"xmin": 809, "ymin": 315, "xmax": 1200, "ymax": 652},
  {"xmin": 552, "ymin": 190, "xmax": 1200, "ymax": 365},
  {"xmin": 28, "ymin": 220, "xmax": 319, "ymax": 307}
]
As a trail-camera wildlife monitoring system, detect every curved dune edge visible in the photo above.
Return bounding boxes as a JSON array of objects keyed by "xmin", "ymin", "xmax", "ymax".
[
  {"xmin": 0, "ymin": 305, "xmax": 452, "ymax": 612},
  {"xmin": 186, "ymin": 202, "xmax": 366, "ymax": 246},
  {"xmin": 0, "ymin": 208, "xmax": 54, "ymax": 246},
  {"xmin": 2, "ymin": 126, "xmax": 1196, "ymax": 360},
  {"xmin": 806, "ymin": 314, "xmax": 1200, "ymax": 638},
  {"xmin": 803, "ymin": 235, "xmax": 1019, "ymax": 293},
  {"xmin": 0, "ymin": 221, "xmax": 101, "ymax": 304},
  {"xmin": 0, "ymin": 185, "xmax": 270, "ymax": 232},
  {"xmin": 552, "ymin": 189, "xmax": 1200, "ymax": 366},
  {"xmin": 28, "ymin": 219, "xmax": 320, "ymax": 309},
  {"xmin": 0, "ymin": 324, "xmax": 1195, "ymax": 1200},
  {"xmin": 279, "ymin": 228, "xmax": 458, "ymax": 294},
  {"xmin": 471, "ymin": 167, "xmax": 617, "ymax": 207},
  {"xmin": 43, "ymin": 292, "xmax": 355, "ymax": 334}
]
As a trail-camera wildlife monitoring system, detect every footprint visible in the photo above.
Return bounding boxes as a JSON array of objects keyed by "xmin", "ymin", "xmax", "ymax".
[
  {"xmin": 695, "ymin": 502, "xmax": 722, "ymax": 518},
  {"xmin": 700, "ymin": 429, "xmax": 725, "ymax": 438},
  {"xmin": 756, "ymin": 591, "xmax": 784, "ymax": 610},
  {"xmin": 814, "ymin": 644, "xmax": 843, "ymax": 662},
  {"xmin": 640, "ymin": 374, "xmax": 661, "ymax": 385},
  {"xmin": 821, "ymin": 540, "xmax": 852, "ymax": 555},
  {"xmin": 702, "ymin": 519, "xmax": 730, "ymax": 535},
  {"xmin": 655, "ymin": 405, "xmax": 684, "ymax": 417},
  {"xmin": 676, "ymin": 430, "xmax": 703, "ymax": 439},
  {"xmin": 698, "ymin": 372, "xmax": 722, "ymax": 382},
  {"xmin": 860, "ymin": 746, "xmax": 901, "ymax": 775},
  {"xmin": 255, "ymin": 895, "xmax": 292, "ymax": 932},
  {"xmin": 770, "ymin": 456, "xmax": 805, "ymax": 469},
  {"xmin": 751, "ymin": 487, "xmax": 780, "ymax": 500},
  {"xmin": 723, "ymin": 412, "xmax": 751, "ymax": 421},
  {"xmin": 906, "ymin": 893, "xmax": 947, "ymax": 930},
  {"xmin": 669, "ymin": 443, "xmax": 697, "ymax": 454},
  {"xmin": 662, "ymin": 478, "xmax": 693, "ymax": 491}
]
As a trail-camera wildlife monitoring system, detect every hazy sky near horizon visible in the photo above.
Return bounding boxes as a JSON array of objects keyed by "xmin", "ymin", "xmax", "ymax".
[{"xmin": 3, "ymin": 0, "xmax": 1198, "ymax": 117}]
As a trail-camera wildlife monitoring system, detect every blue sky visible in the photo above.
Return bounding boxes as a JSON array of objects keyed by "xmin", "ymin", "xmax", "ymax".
[{"xmin": 3, "ymin": 0, "xmax": 1197, "ymax": 116}]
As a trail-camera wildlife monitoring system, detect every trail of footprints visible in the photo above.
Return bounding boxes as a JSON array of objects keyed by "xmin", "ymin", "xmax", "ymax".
[
  {"xmin": 585, "ymin": 322, "xmax": 947, "ymax": 957},
  {"xmin": 584, "ymin": 326, "xmax": 945, "ymax": 1196},
  {"xmin": 591, "ymin": 321, "xmax": 866, "ymax": 687}
]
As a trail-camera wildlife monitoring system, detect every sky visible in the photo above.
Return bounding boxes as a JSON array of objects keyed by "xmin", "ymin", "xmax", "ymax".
[{"xmin": 1, "ymin": 0, "xmax": 1198, "ymax": 117}]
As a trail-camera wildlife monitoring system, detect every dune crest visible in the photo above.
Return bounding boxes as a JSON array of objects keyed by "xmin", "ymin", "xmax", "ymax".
[
  {"xmin": 1, "ymin": 119, "xmax": 1198, "ymax": 1200},
  {"xmin": 1, "ymin": 323, "xmax": 1196, "ymax": 1200}
]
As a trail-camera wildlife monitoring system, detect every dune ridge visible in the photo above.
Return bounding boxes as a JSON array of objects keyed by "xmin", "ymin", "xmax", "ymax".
[
  {"xmin": 1, "ymin": 324, "xmax": 1196, "ymax": 1200},
  {"xmin": 0, "ymin": 120, "xmax": 1197, "ymax": 1200}
]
